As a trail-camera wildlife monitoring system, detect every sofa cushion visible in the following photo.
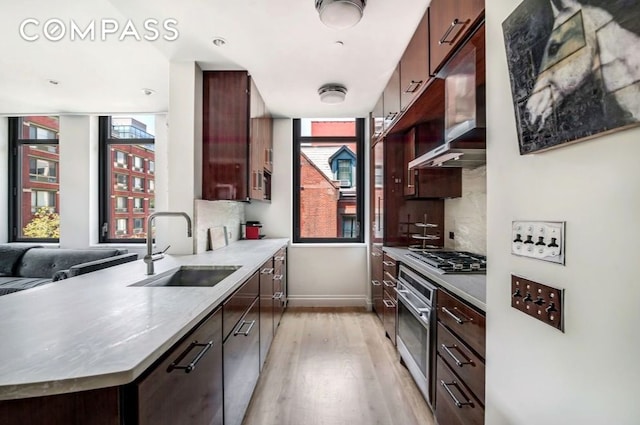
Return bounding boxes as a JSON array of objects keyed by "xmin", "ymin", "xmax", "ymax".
[
  {"xmin": 15, "ymin": 249, "xmax": 124, "ymax": 278},
  {"xmin": 0, "ymin": 245, "xmax": 41, "ymax": 276}
]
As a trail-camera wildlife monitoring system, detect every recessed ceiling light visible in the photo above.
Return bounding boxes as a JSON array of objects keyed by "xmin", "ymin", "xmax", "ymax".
[
  {"xmin": 212, "ymin": 37, "xmax": 227, "ymax": 47},
  {"xmin": 141, "ymin": 88, "xmax": 155, "ymax": 96},
  {"xmin": 48, "ymin": 79, "xmax": 59, "ymax": 85}
]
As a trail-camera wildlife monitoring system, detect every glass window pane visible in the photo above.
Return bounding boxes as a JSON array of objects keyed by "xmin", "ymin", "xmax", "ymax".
[
  {"xmin": 300, "ymin": 118, "xmax": 356, "ymax": 137},
  {"xmin": 14, "ymin": 116, "xmax": 60, "ymax": 240}
]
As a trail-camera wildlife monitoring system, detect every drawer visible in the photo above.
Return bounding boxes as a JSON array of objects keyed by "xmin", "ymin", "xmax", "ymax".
[
  {"xmin": 223, "ymin": 271, "xmax": 259, "ymax": 340},
  {"xmin": 435, "ymin": 356, "xmax": 484, "ymax": 425},
  {"xmin": 438, "ymin": 289, "xmax": 486, "ymax": 359},
  {"xmin": 274, "ymin": 248, "xmax": 286, "ymax": 273},
  {"xmin": 437, "ymin": 322, "xmax": 485, "ymax": 402},
  {"xmin": 382, "ymin": 270, "xmax": 397, "ymax": 302},
  {"xmin": 382, "ymin": 253, "xmax": 397, "ymax": 277},
  {"xmin": 382, "ymin": 289, "xmax": 396, "ymax": 345}
]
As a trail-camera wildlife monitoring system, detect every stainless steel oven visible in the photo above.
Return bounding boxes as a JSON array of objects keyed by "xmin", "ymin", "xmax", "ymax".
[{"xmin": 396, "ymin": 264, "xmax": 437, "ymax": 407}]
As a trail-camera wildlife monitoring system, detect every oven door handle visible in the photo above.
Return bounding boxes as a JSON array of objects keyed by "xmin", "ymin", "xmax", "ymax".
[{"xmin": 397, "ymin": 289, "xmax": 431, "ymax": 324}]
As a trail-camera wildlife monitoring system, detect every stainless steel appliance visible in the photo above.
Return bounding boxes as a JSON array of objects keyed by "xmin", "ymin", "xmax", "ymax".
[
  {"xmin": 407, "ymin": 250, "xmax": 486, "ymax": 274},
  {"xmin": 396, "ymin": 265, "xmax": 437, "ymax": 407}
]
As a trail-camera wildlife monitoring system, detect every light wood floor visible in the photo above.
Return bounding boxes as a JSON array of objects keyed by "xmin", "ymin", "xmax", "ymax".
[{"xmin": 242, "ymin": 308, "xmax": 435, "ymax": 425}]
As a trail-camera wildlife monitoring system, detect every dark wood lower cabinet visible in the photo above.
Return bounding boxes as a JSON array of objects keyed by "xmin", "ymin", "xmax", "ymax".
[
  {"xmin": 259, "ymin": 263, "xmax": 274, "ymax": 370},
  {"xmin": 435, "ymin": 357, "xmax": 484, "ymax": 425},
  {"xmin": 134, "ymin": 306, "xmax": 224, "ymax": 425},
  {"xmin": 223, "ymin": 297, "xmax": 260, "ymax": 425}
]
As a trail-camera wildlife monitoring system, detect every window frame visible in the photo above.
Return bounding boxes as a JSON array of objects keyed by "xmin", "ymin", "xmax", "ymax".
[
  {"xmin": 99, "ymin": 116, "xmax": 155, "ymax": 243},
  {"xmin": 292, "ymin": 118, "xmax": 365, "ymax": 244},
  {"xmin": 8, "ymin": 117, "xmax": 60, "ymax": 243}
]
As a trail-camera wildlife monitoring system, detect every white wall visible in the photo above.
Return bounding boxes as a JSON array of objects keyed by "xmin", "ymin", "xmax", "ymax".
[
  {"xmin": 486, "ymin": 2, "xmax": 640, "ymax": 424},
  {"xmin": 444, "ymin": 165, "xmax": 486, "ymax": 254},
  {"xmin": 246, "ymin": 118, "xmax": 369, "ymax": 307},
  {"xmin": 0, "ymin": 117, "xmax": 8, "ymax": 243}
]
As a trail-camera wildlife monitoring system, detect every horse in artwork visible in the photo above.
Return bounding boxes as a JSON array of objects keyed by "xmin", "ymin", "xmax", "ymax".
[{"xmin": 526, "ymin": 0, "xmax": 640, "ymax": 131}]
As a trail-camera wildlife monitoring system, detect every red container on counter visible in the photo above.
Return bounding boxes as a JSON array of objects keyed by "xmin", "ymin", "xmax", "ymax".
[{"xmin": 246, "ymin": 225, "xmax": 261, "ymax": 239}]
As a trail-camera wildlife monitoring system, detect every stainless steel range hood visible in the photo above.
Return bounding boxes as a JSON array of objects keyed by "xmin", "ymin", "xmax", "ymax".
[{"xmin": 408, "ymin": 137, "xmax": 486, "ymax": 168}]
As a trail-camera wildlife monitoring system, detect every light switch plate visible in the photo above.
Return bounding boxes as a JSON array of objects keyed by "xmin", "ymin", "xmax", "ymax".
[
  {"xmin": 511, "ymin": 221, "xmax": 565, "ymax": 264},
  {"xmin": 511, "ymin": 275, "xmax": 564, "ymax": 332}
]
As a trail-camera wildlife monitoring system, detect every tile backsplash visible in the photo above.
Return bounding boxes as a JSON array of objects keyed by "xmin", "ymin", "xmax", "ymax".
[
  {"xmin": 444, "ymin": 165, "xmax": 487, "ymax": 255},
  {"xmin": 194, "ymin": 200, "xmax": 246, "ymax": 254}
]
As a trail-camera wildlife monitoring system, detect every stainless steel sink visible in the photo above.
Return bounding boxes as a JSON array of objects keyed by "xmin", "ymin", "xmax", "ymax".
[{"xmin": 129, "ymin": 265, "xmax": 241, "ymax": 287}]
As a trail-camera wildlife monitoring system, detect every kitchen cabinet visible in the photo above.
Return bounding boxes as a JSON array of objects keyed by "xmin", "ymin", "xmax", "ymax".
[
  {"xmin": 435, "ymin": 289, "xmax": 485, "ymax": 425},
  {"xmin": 429, "ymin": 0, "xmax": 484, "ymax": 76},
  {"xmin": 259, "ymin": 259, "xmax": 274, "ymax": 370},
  {"xmin": 382, "ymin": 253, "xmax": 397, "ymax": 345},
  {"xmin": 383, "ymin": 64, "xmax": 401, "ymax": 131},
  {"xmin": 273, "ymin": 247, "xmax": 287, "ymax": 327},
  {"xmin": 400, "ymin": 11, "xmax": 429, "ymax": 112},
  {"xmin": 134, "ymin": 306, "xmax": 223, "ymax": 425},
  {"xmin": 203, "ymin": 71, "xmax": 273, "ymax": 202},
  {"xmin": 371, "ymin": 95, "xmax": 384, "ymax": 142},
  {"xmin": 404, "ymin": 123, "xmax": 462, "ymax": 199},
  {"xmin": 370, "ymin": 245, "xmax": 384, "ymax": 323},
  {"xmin": 223, "ymin": 271, "xmax": 260, "ymax": 425}
]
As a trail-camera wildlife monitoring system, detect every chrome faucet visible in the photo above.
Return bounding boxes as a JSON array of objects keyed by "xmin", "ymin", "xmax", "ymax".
[{"xmin": 144, "ymin": 211, "xmax": 193, "ymax": 275}]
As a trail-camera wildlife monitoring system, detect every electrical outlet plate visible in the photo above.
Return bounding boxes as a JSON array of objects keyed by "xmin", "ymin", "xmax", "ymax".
[
  {"xmin": 511, "ymin": 221, "xmax": 565, "ymax": 264},
  {"xmin": 511, "ymin": 275, "xmax": 564, "ymax": 332}
]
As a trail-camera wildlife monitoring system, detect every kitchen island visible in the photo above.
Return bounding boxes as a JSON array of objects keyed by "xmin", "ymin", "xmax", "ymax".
[{"xmin": 0, "ymin": 238, "xmax": 288, "ymax": 402}]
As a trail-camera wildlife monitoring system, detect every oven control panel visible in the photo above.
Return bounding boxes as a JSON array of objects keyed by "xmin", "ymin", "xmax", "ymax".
[{"xmin": 511, "ymin": 221, "xmax": 565, "ymax": 264}]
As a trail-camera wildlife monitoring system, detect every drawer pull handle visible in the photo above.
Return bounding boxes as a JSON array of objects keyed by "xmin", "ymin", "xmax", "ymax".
[
  {"xmin": 383, "ymin": 299, "xmax": 395, "ymax": 308},
  {"xmin": 383, "ymin": 261, "xmax": 395, "ymax": 267},
  {"xmin": 273, "ymin": 274, "xmax": 283, "ymax": 281},
  {"xmin": 404, "ymin": 80, "xmax": 423, "ymax": 93},
  {"xmin": 372, "ymin": 280, "xmax": 382, "ymax": 286},
  {"xmin": 441, "ymin": 380, "xmax": 474, "ymax": 408},
  {"xmin": 167, "ymin": 341, "xmax": 213, "ymax": 374},
  {"xmin": 273, "ymin": 291, "xmax": 284, "ymax": 300},
  {"xmin": 371, "ymin": 251, "xmax": 382, "ymax": 257},
  {"xmin": 261, "ymin": 268, "xmax": 274, "ymax": 275},
  {"xmin": 442, "ymin": 344, "xmax": 473, "ymax": 367},
  {"xmin": 439, "ymin": 18, "xmax": 464, "ymax": 45},
  {"xmin": 274, "ymin": 256, "xmax": 285, "ymax": 261},
  {"xmin": 383, "ymin": 280, "xmax": 395, "ymax": 288},
  {"xmin": 441, "ymin": 306, "xmax": 472, "ymax": 325},
  {"xmin": 234, "ymin": 320, "xmax": 256, "ymax": 336}
]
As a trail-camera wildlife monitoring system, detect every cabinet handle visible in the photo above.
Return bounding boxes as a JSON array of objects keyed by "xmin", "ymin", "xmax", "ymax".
[
  {"xmin": 261, "ymin": 268, "xmax": 274, "ymax": 274},
  {"xmin": 407, "ymin": 169, "xmax": 415, "ymax": 188},
  {"xmin": 372, "ymin": 280, "xmax": 382, "ymax": 286},
  {"xmin": 385, "ymin": 112, "xmax": 398, "ymax": 121},
  {"xmin": 440, "ymin": 380, "xmax": 474, "ymax": 408},
  {"xmin": 383, "ymin": 280, "xmax": 395, "ymax": 288},
  {"xmin": 404, "ymin": 80, "xmax": 423, "ymax": 93},
  {"xmin": 234, "ymin": 319, "xmax": 256, "ymax": 336},
  {"xmin": 439, "ymin": 18, "xmax": 465, "ymax": 45},
  {"xmin": 371, "ymin": 251, "xmax": 382, "ymax": 257},
  {"xmin": 383, "ymin": 261, "xmax": 395, "ymax": 267},
  {"xmin": 273, "ymin": 274, "xmax": 283, "ymax": 281},
  {"xmin": 441, "ymin": 306, "xmax": 472, "ymax": 325},
  {"xmin": 377, "ymin": 197, "xmax": 381, "ymax": 231},
  {"xmin": 167, "ymin": 341, "xmax": 213, "ymax": 374},
  {"xmin": 441, "ymin": 344, "xmax": 473, "ymax": 367},
  {"xmin": 383, "ymin": 299, "xmax": 395, "ymax": 308},
  {"xmin": 274, "ymin": 256, "xmax": 285, "ymax": 261},
  {"xmin": 273, "ymin": 291, "xmax": 284, "ymax": 300}
]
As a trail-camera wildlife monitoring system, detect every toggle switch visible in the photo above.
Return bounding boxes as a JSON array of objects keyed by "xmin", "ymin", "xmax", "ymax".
[{"xmin": 533, "ymin": 296, "xmax": 546, "ymax": 306}]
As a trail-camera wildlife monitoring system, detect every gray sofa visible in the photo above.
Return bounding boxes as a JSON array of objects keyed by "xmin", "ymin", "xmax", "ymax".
[{"xmin": 0, "ymin": 245, "xmax": 138, "ymax": 296}]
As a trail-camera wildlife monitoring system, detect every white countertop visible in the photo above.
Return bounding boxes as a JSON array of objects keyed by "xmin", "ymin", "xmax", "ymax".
[
  {"xmin": 0, "ymin": 238, "xmax": 288, "ymax": 401},
  {"xmin": 382, "ymin": 246, "xmax": 486, "ymax": 311}
]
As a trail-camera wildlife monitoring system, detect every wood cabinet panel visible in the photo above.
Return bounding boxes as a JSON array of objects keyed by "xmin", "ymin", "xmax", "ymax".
[
  {"xmin": 383, "ymin": 65, "xmax": 401, "ymax": 131},
  {"xmin": 371, "ymin": 245, "xmax": 384, "ymax": 322},
  {"xmin": 429, "ymin": 0, "xmax": 484, "ymax": 77},
  {"xmin": 435, "ymin": 356, "xmax": 484, "ymax": 425},
  {"xmin": 383, "ymin": 289, "xmax": 397, "ymax": 345},
  {"xmin": 259, "ymin": 260, "xmax": 274, "ymax": 370},
  {"xmin": 438, "ymin": 289, "xmax": 486, "ymax": 359},
  {"xmin": 400, "ymin": 11, "xmax": 430, "ymax": 112},
  {"xmin": 223, "ymin": 271, "xmax": 260, "ymax": 340},
  {"xmin": 371, "ymin": 95, "xmax": 384, "ymax": 141},
  {"xmin": 136, "ymin": 307, "xmax": 223, "ymax": 425}
]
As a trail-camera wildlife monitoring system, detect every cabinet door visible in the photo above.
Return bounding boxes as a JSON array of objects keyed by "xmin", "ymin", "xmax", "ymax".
[
  {"xmin": 136, "ymin": 307, "xmax": 223, "ymax": 425},
  {"xmin": 273, "ymin": 249, "xmax": 286, "ymax": 328},
  {"xmin": 435, "ymin": 356, "xmax": 484, "ymax": 425},
  {"xmin": 203, "ymin": 71, "xmax": 250, "ymax": 201},
  {"xmin": 400, "ymin": 11, "xmax": 429, "ymax": 112},
  {"xmin": 429, "ymin": 0, "xmax": 484, "ymax": 76},
  {"xmin": 370, "ymin": 246, "xmax": 384, "ymax": 322},
  {"xmin": 259, "ymin": 260, "xmax": 274, "ymax": 370},
  {"xmin": 223, "ymin": 271, "xmax": 260, "ymax": 340},
  {"xmin": 371, "ymin": 95, "xmax": 384, "ymax": 141},
  {"xmin": 224, "ymin": 298, "xmax": 260, "ymax": 425},
  {"xmin": 383, "ymin": 64, "xmax": 401, "ymax": 131},
  {"xmin": 371, "ymin": 139, "xmax": 385, "ymax": 244}
]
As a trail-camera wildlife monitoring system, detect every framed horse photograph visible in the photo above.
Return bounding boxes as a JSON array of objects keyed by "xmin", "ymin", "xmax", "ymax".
[{"xmin": 502, "ymin": 0, "xmax": 640, "ymax": 154}]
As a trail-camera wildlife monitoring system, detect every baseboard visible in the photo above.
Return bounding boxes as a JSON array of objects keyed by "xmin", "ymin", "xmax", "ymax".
[{"xmin": 287, "ymin": 295, "xmax": 368, "ymax": 308}]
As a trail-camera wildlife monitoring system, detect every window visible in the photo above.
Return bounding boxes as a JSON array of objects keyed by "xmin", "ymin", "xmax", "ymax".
[
  {"xmin": 115, "ymin": 196, "xmax": 128, "ymax": 212},
  {"xmin": 114, "ymin": 151, "xmax": 128, "ymax": 168},
  {"xmin": 133, "ymin": 197, "xmax": 144, "ymax": 212},
  {"xmin": 148, "ymin": 179, "xmax": 155, "ymax": 193},
  {"xmin": 293, "ymin": 118, "xmax": 364, "ymax": 243},
  {"xmin": 132, "ymin": 177, "xmax": 145, "ymax": 192},
  {"xmin": 8, "ymin": 116, "xmax": 60, "ymax": 242},
  {"xmin": 148, "ymin": 160, "xmax": 155, "ymax": 174},
  {"xmin": 99, "ymin": 115, "xmax": 155, "ymax": 242},
  {"xmin": 133, "ymin": 156, "xmax": 144, "ymax": 172},
  {"xmin": 29, "ymin": 158, "xmax": 57, "ymax": 183}
]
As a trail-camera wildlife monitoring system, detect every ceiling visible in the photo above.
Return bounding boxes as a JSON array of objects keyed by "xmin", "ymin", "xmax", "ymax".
[{"xmin": 0, "ymin": 0, "xmax": 430, "ymax": 118}]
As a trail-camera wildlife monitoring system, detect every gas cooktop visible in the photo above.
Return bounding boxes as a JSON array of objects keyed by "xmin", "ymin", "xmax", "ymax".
[{"xmin": 406, "ymin": 250, "xmax": 487, "ymax": 274}]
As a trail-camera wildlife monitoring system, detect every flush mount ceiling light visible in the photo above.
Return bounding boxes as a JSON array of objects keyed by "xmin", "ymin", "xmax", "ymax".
[
  {"xmin": 141, "ymin": 88, "xmax": 155, "ymax": 96},
  {"xmin": 318, "ymin": 84, "xmax": 347, "ymax": 104},
  {"xmin": 315, "ymin": 0, "xmax": 366, "ymax": 29},
  {"xmin": 212, "ymin": 37, "xmax": 227, "ymax": 47}
]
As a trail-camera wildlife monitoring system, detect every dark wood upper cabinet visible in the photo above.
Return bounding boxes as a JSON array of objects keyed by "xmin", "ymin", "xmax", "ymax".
[
  {"xmin": 203, "ymin": 71, "xmax": 272, "ymax": 202},
  {"xmin": 371, "ymin": 95, "xmax": 384, "ymax": 142},
  {"xmin": 383, "ymin": 65, "xmax": 401, "ymax": 131},
  {"xmin": 429, "ymin": 0, "xmax": 484, "ymax": 77},
  {"xmin": 399, "ymin": 10, "xmax": 429, "ymax": 112}
]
